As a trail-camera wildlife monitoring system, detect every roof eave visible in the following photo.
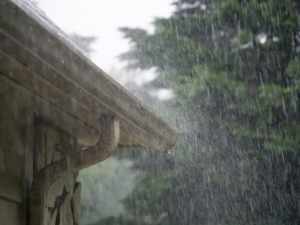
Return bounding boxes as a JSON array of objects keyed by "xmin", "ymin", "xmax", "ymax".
[{"xmin": 0, "ymin": 0, "xmax": 180, "ymax": 150}]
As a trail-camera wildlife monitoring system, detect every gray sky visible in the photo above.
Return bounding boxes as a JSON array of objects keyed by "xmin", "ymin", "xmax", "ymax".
[{"xmin": 36, "ymin": 0, "xmax": 174, "ymax": 88}]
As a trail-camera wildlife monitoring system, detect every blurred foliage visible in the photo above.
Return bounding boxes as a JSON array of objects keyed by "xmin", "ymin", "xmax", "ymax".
[
  {"xmin": 79, "ymin": 157, "xmax": 137, "ymax": 225},
  {"xmin": 91, "ymin": 0, "xmax": 300, "ymax": 224}
]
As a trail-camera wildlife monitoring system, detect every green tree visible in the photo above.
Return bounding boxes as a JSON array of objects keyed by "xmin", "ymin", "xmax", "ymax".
[
  {"xmin": 99, "ymin": 0, "xmax": 300, "ymax": 225},
  {"xmin": 79, "ymin": 158, "xmax": 137, "ymax": 225}
]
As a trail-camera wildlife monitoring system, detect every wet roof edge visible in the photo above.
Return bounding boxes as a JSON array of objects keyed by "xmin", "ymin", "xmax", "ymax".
[{"xmin": 0, "ymin": 0, "xmax": 180, "ymax": 149}]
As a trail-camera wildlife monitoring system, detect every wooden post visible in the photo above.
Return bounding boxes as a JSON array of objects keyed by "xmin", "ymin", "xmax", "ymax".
[{"xmin": 30, "ymin": 116, "xmax": 120, "ymax": 225}]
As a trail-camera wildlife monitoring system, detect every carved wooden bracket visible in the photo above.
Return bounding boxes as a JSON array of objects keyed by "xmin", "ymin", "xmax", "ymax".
[{"xmin": 30, "ymin": 116, "xmax": 120, "ymax": 225}]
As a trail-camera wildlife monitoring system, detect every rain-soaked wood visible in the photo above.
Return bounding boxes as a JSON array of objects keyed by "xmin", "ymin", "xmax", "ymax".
[
  {"xmin": 0, "ymin": 48, "xmax": 170, "ymax": 149},
  {"xmin": 30, "ymin": 116, "xmax": 120, "ymax": 225},
  {"xmin": 0, "ymin": 0, "xmax": 180, "ymax": 150},
  {"xmin": 72, "ymin": 182, "xmax": 81, "ymax": 225},
  {"xmin": 0, "ymin": 198, "xmax": 20, "ymax": 225},
  {"xmin": 0, "ymin": 147, "xmax": 23, "ymax": 203},
  {"xmin": 0, "ymin": 74, "xmax": 100, "ymax": 146}
]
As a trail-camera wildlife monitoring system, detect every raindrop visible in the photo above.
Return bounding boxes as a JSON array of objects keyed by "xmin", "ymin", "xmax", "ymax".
[
  {"xmin": 273, "ymin": 36, "xmax": 279, "ymax": 42},
  {"xmin": 256, "ymin": 33, "xmax": 267, "ymax": 44},
  {"xmin": 200, "ymin": 4, "xmax": 206, "ymax": 10}
]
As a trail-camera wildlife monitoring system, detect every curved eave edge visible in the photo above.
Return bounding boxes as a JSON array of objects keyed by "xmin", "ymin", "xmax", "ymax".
[{"xmin": 0, "ymin": 0, "xmax": 181, "ymax": 149}]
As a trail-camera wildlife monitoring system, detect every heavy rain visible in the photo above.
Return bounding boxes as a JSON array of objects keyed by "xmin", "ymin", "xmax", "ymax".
[{"xmin": 1, "ymin": 0, "xmax": 300, "ymax": 225}]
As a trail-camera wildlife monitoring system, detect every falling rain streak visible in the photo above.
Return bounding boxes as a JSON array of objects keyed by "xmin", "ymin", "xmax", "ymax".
[{"xmin": 25, "ymin": 0, "xmax": 300, "ymax": 224}]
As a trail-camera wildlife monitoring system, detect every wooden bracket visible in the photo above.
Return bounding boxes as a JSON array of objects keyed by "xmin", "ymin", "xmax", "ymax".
[{"xmin": 29, "ymin": 115, "xmax": 120, "ymax": 225}]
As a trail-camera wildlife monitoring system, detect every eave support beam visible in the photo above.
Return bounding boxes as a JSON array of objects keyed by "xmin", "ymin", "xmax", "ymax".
[{"xmin": 29, "ymin": 115, "xmax": 120, "ymax": 225}]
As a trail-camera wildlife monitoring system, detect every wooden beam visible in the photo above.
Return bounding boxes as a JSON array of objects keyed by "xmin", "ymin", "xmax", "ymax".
[
  {"xmin": 0, "ymin": 74, "xmax": 99, "ymax": 146},
  {"xmin": 30, "ymin": 116, "xmax": 119, "ymax": 225},
  {"xmin": 0, "ymin": 49, "xmax": 165, "ymax": 149},
  {"xmin": 0, "ymin": 49, "xmax": 98, "ymax": 132}
]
